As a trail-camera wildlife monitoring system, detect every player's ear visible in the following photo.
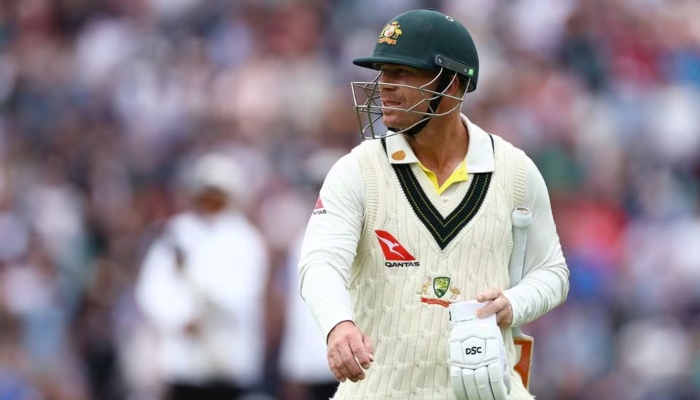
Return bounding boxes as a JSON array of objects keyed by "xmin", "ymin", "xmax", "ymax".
[{"xmin": 444, "ymin": 73, "xmax": 462, "ymax": 96}]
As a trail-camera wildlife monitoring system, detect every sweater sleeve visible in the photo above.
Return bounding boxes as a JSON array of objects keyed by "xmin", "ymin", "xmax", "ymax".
[
  {"xmin": 298, "ymin": 152, "xmax": 367, "ymax": 341},
  {"xmin": 503, "ymin": 156, "xmax": 570, "ymax": 327}
]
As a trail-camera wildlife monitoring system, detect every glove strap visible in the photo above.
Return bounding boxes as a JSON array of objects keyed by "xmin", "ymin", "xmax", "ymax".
[{"xmin": 448, "ymin": 301, "xmax": 482, "ymax": 327}]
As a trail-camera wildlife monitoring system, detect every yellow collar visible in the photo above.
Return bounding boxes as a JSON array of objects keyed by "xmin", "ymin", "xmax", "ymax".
[{"xmin": 417, "ymin": 160, "xmax": 467, "ymax": 195}]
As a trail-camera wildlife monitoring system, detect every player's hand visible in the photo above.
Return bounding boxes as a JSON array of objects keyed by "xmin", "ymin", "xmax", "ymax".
[
  {"xmin": 475, "ymin": 288, "xmax": 513, "ymax": 329},
  {"xmin": 326, "ymin": 321, "xmax": 374, "ymax": 383}
]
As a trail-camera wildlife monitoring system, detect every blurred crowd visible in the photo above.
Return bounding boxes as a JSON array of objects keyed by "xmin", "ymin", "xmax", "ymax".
[{"xmin": 0, "ymin": 0, "xmax": 699, "ymax": 399}]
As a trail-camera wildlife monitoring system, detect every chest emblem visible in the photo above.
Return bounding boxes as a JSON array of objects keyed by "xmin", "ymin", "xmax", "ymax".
[{"xmin": 418, "ymin": 276, "xmax": 461, "ymax": 307}]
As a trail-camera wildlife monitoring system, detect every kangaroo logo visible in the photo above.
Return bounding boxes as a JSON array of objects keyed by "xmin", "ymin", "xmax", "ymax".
[{"xmin": 374, "ymin": 230, "xmax": 415, "ymax": 261}]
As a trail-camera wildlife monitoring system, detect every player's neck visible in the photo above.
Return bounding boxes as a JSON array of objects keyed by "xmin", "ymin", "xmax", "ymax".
[{"xmin": 406, "ymin": 113, "xmax": 469, "ymax": 173}]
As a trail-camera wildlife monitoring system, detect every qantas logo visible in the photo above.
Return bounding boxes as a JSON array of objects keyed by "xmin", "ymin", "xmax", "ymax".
[
  {"xmin": 374, "ymin": 230, "xmax": 419, "ymax": 268},
  {"xmin": 312, "ymin": 197, "xmax": 326, "ymax": 215}
]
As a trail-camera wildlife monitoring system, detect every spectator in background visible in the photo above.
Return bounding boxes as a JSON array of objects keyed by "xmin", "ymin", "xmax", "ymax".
[{"xmin": 135, "ymin": 153, "xmax": 271, "ymax": 400}]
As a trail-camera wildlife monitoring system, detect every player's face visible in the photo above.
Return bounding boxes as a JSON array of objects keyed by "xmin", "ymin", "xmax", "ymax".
[{"xmin": 377, "ymin": 64, "xmax": 439, "ymax": 130}]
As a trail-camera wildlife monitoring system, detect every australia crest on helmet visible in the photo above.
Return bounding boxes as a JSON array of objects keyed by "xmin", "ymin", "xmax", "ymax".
[{"xmin": 378, "ymin": 21, "xmax": 402, "ymax": 45}]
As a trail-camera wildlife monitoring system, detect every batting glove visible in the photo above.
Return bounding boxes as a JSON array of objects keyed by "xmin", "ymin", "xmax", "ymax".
[{"xmin": 447, "ymin": 300, "xmax": 511, "ymax": 400}]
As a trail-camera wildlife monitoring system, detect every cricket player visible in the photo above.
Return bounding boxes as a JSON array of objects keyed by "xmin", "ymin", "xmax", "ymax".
[{"xmin": 298, "ymin": 9, "xmax": 569, "ymax": 400}]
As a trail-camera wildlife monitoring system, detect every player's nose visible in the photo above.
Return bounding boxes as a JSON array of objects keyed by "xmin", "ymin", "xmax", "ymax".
[{"xmin": 377, "ymin": 83, "xmax": 398, "ymax": 97}]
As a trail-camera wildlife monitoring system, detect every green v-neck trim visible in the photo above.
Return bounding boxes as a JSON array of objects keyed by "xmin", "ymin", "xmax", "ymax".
[{"xmin": 381, "ymin": 136, "xmax": 494, "ymax": 250}]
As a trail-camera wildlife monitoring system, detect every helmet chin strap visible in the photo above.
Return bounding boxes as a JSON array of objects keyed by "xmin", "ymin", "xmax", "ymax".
[{"xmin": 387, "ymin": 71, "xmax": 457, "ymax": 137}]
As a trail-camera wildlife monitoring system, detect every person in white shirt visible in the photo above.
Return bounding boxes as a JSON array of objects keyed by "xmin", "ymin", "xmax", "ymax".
[
  {"xmin": 136, "ymin": 153, "xmax": 270, "ymax": 400},
  {"xmin": 298, "ymin": 9, "xmax": 569, "ymax": 400}
]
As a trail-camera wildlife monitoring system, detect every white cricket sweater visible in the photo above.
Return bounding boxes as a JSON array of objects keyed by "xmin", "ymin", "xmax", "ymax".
[{"xmin": 299, "ymin": 115, "xmax": 569, "ymax": 399}]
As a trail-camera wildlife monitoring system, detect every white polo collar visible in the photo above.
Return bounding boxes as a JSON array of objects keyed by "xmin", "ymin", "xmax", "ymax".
[{"xmin": 384, "ymin": 114, "xmax": 495, "ymax": 173}]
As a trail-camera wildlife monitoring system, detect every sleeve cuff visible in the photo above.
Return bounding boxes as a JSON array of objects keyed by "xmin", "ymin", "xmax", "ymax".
[
  {"xmin": 308, "ymin": 297, "xmax": 354, "ymax": 343},
  {"xmin": 503, "ymin": 286, "xmax": 531, "ymax": 328}
]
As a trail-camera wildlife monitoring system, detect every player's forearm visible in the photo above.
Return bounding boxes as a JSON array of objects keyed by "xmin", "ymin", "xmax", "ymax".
[
  {"xmin": 503, "ymin": 261, "xmax": 569, "ymax": 327},
  {"xmin": 511, "ymin": 157, "xmax": 570, "ymax": 327},
  {"xmin": 299, "ymin": 261, "xmax": 354, "ymax": 342},
  {"xmin": 297, "ymin": 223, "xmax": 358, "ymax": 341}
]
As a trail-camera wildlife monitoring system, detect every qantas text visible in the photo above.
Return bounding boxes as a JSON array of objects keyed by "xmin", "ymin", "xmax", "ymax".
[{"xmin": 385, "ymin": 261, "xmax": 420, "ymax": 268}]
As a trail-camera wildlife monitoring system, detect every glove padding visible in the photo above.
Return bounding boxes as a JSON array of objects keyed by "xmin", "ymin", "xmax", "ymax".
[{"xmin": 447, "ymin": 301, "xmax": 511, "ymax": 400}]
